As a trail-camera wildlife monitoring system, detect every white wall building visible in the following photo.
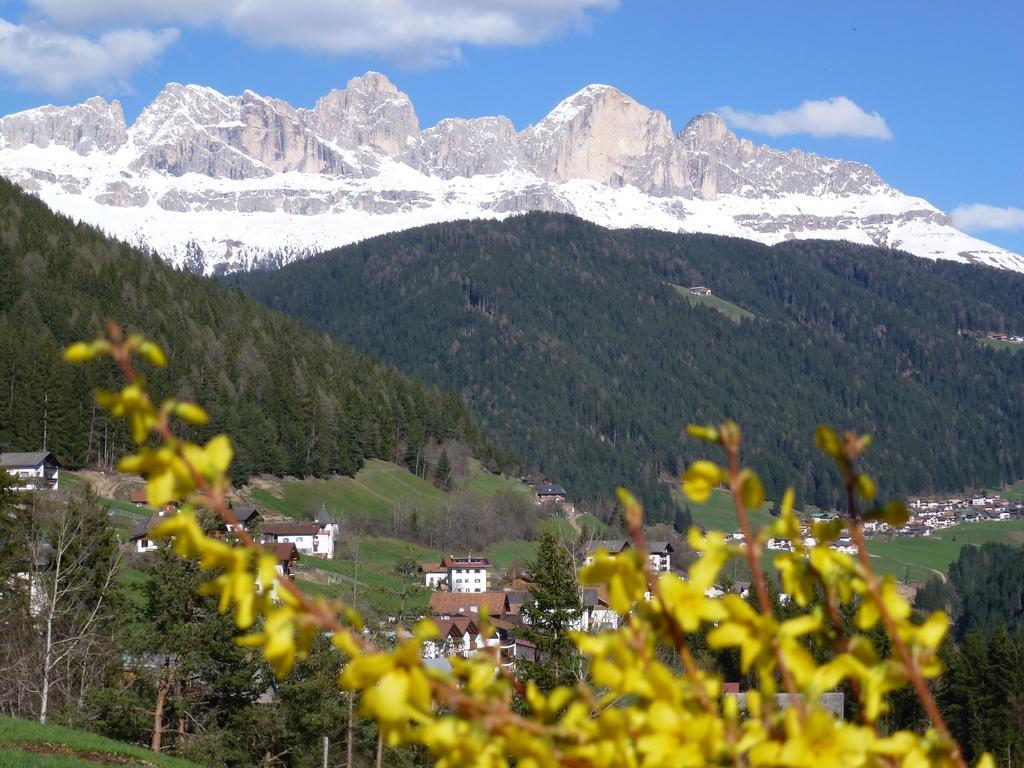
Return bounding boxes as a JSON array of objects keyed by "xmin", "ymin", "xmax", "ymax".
[
  {"xmin": 0, "ymin": 451, "xmax": 61, "ymax": 490},
  {"xmin": 262, "ymin": 523, "xmax": 335, "ymax": 559},
  {"xmin": 441, "ymin": 555, "xmax": 491, "ymax": 593}
]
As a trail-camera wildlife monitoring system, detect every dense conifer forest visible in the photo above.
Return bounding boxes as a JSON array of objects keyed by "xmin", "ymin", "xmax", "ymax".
[
  {"xmin": 0, "ymin": 179, "xmax": 498, "ymax": 481},
  {"xmin": 233, "ymin": 214, "xmax": 1024, "ymax": 518}
]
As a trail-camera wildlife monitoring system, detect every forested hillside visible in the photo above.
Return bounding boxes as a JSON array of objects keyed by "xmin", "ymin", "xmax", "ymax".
[
  {"xmin": 233, "ymin": 214, "xmax": 1024, "ymax": 518},
  {"xmin": 0, "ymin": 179, "xmax": 498, "ymax": 481}
]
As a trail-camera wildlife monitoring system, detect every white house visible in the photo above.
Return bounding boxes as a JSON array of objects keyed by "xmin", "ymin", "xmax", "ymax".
[
  {"xmin": 0, "ymin": 451, "xmax": 61, "ymax": 491},
  {"xmin": 441, "ymin": 555, "xmax": 491, "ymax": 592},
  {"xmin": 420, "ymin": 561, "xmax": 448, "ymax": 590},
  {"xmin": 227, "ymin": 504, "xmax": 261, "ymax": 533},
  {"xmin": 584, "ymin": 539, "xmax": 630, "ymax": 566},
  {"xmin": 647, "ymin": 541, "xmax": 673, "ymax": 572},
  {"xmin": 130, "ymin": 508, "xmax": 176, "ymax": 554},
  {"xmin": 421, "ymin": 617, "xmax": 486, "ymax": 660},
  {"xmin": 262, "ymin": 522, "xmax": 335, "ymax": 559}
]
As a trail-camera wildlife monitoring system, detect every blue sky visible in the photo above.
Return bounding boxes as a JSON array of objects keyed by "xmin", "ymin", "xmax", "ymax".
[{"xmin": 0, "ymin": 0, "xmax": 1021, "ymax": 252}]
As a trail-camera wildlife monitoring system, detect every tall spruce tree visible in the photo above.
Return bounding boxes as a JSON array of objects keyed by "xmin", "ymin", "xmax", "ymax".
[{"xmin": 518, "ymin": 526, "xmax": 584, "ymax": 691}]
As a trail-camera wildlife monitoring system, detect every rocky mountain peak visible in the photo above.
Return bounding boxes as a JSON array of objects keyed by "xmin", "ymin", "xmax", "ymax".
[
  {"xmin": 344, "ymin": 71, "xmax": 401, "ymax": 95},
  {"xmin": 0, "ymin": 74, "xmax": 1020, "ymax": 273},
  {"xmin": 525, "ymin": 83, "xmax": 674, "ymax": 185},
  {"xmin": 0, "ymin": 95, "xmax": 127, "ymax": 154},
  {"xmin": 307, "ymin": 71, "xmax": 419, "ymax": 155},
  {"xmin": 681, "ymin": 113, "xmax": 732, "ymax": 147}
]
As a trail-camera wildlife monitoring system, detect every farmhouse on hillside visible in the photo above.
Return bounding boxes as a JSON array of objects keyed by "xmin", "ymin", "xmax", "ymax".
[
  {"xmin": 0, "ymin": 451, "xmax": 61, "ymax": 491},
  {"xmin": 535, "ymin": 482, "xmax": 567, "ymax": 505},
  {"xmin": 585, "ymin": 539, "xmax": 673, "ymax": 573},
  {"xmin": 261, "ymin": 522, "xmax": 335, "ymax": 559},
  {"xmin": 227, "ymin": 504, "xmax": 261, "ymax": 533},
  {"xmin": 130, "ymin": 508, "xmax": 176, "ymax": 554}
]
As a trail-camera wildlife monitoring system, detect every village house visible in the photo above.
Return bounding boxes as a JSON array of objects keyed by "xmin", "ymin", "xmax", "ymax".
[
  {"xmin": 420, "ymin": 555, "xmax": 492, "ymax": 592},
  {"xmin": 585, "ymin": 539, "xmax": 673, "ymax": 574},
  {"xmin": 535, "ymin": 482, "xmax": 567, "ymax": 506},
  {"xmin": 689, "ymin": 286, "xmax": 713, "ymax": 296},
  {"xmin": 261, "ymin": 522, "xmax": 335, "ymax": 559},
  {"xmin": 647, "ymin": 541, "xmax": 674, "ymax": 572},
  {"xmin": 129, "ymin": 508, "xmax": 176, "ymax": 554},
  {"xmin": 227, "ymin": 504, "xmax": 261, "ymax": 533},
  {"xmin": 583, "ymin": 539, "xmax": 630, "ymax": 565},
  {"xmin": 581, "ymin": 588, "xmax": 619, "ymax": 632},
  {"xmin": 0, "ymin": 451, "xmax": 61, "ymax": 491},
  {"xmin": 265, "ymin": 542, "xmax": 299, "ymax": 580},
  {"xmin": 420, "ymin": 561, "xmax": 448, "ymax": 590},
  {"xmin": 429, "ymin": 591, "xmax": 511, "ymax": 619},
  {"xmin": 315, "ymin": 506, "xmax": 341, "ymax": 541}
]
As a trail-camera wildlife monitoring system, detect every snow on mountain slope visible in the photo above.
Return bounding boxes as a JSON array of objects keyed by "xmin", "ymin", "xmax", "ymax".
[{"xmin": 0, "ymin": 72, "xmax": 1020, "ymax": 274}]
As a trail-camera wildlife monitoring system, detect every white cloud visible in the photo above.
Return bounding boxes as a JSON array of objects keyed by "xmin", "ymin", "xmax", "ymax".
[
  {"xmin": 26, "ymin": 0, "xmax": 617, "ymax": 65},
  {"xmin": 717, "ymin": 97, "xmax": 893, "ymax": 140},
  {"xmin": 951, "ymin": 204, "xmax": 1024, "ymax": 233},
  {"xmin": 0, "ymin": 18, "xmax": 178, "ymax": 93}
]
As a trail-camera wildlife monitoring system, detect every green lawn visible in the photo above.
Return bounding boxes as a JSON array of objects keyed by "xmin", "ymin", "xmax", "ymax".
[
  {"xmin": 861, "ymin": 521, "xmax": 1024, "ymax": 583},
  {"xmin": 456, "ymin": 459, "xmax": 531, "ymax": 499},
  {"xmin": 678, "ymin": 488, "xmax": 777, "ymax": 534},
  {"xmin": 1001, "ymin": 480, "xmax": 1024, "ymax": 502},
  {"xmin": 671, "ymin": 284, "xmax": 756, "ymax": 321},
  {"xmin": 0, "ymin": 717, "xmax": 204, "ymax": 768},
  {"xmin": 978, "ymin": 337, "xmax": 1023, "ymax": 353}
]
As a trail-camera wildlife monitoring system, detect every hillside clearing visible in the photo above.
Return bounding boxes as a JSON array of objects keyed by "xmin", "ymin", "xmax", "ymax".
[{"xmin": 0, "ymin": 717, "xmax": 204, "ymax": 768}]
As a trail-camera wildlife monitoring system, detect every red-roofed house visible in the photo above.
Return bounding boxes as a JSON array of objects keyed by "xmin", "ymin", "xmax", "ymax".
[
  {"xmin": 420, "ymin": 554, "xmax": 492, "ymax": 592},
  {"xmin": 429, "ymin": 591, "xmax": 510, "ymax": 618}
]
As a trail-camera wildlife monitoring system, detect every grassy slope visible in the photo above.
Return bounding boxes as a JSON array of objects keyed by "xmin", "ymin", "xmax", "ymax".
[
  {"xmin": 243, "ymin": 459, "xmax": 528, "ymax": 521},
  {"xmin": 670, "ymin": 284, "xmax": 756, "ymax": 321},
  {"xmin": 680, "ymin": 488, "xmax": 777, "ymax": 533},
  {"xmin": 978, "ymin": 337, "xmax": 1023, "ymax": 352},
  {"xmin": 1002, "ymin": 480, "xmax": 1024, "ymax": 501},
  {"xmin": 0, "ymin": 717, "xmax": 203, "ymax": 768}
]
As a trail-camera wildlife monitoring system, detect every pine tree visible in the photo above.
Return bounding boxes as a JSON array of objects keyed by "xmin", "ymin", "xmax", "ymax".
[
  {"xmin": 518, "ymin": 526, "xmax": 584, "ymax": 691},
  {"xmin": 435, "ymin": 450, "xmax": 451, "ymax": 490}
]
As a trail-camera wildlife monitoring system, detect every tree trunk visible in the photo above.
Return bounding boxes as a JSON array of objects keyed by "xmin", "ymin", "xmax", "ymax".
[
  {"xmin": 346, "ymin": 692, "xmax": 354, "ymax": 768},
  {"xmin": 151, "ymin": 669, "xmax": 174, "ymax": 753}
]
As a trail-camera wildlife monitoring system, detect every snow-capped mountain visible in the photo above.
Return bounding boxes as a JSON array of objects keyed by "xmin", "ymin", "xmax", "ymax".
[{"xmin": 1, "ymin": 72, "xmax": 1020, "ymax": 274}]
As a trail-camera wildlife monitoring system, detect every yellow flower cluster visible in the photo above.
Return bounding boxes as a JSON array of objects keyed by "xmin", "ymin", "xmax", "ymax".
[{"xmin": 66, "ymin": 330, "xmax": 992, "ymax": 768}]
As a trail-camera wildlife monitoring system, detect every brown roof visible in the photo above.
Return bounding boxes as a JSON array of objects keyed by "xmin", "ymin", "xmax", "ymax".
[
  {"xmin": 429, "ymin": 591, "xmax": 510, "ymax": 617},
  {"xmin": 263, "ymin": 523, "xmax": 321, "ymax": 537},
  {"xmin": 266, "ymin": 542, "xmax": 299, "ymax": 563},
  {"xmin": 420, "ymin": 562, "xmax": 447, "ymax": 574},
  {"xmin": 440, "ymin": 554, "xmax": 491, "ymax": 569},
  {"xmin": 432, "ymin": 617, "xmax": 480, "ymax": 637},
  {"xmin": 130, "ymin": 511, "xmax": 172, "ymax": 540},
  {"xmin": 129, "ymin": 488, "xmax": 148, "ymax": 504}
]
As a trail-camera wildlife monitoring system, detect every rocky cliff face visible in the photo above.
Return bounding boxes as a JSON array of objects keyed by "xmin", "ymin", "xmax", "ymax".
[
  {"xmin": 0, "ymin": 71, "xmax": 1019, "ymax": 274},
  {"xmin": 0, "ymin": 96, "xmax": 127, "ymax": 154}
]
